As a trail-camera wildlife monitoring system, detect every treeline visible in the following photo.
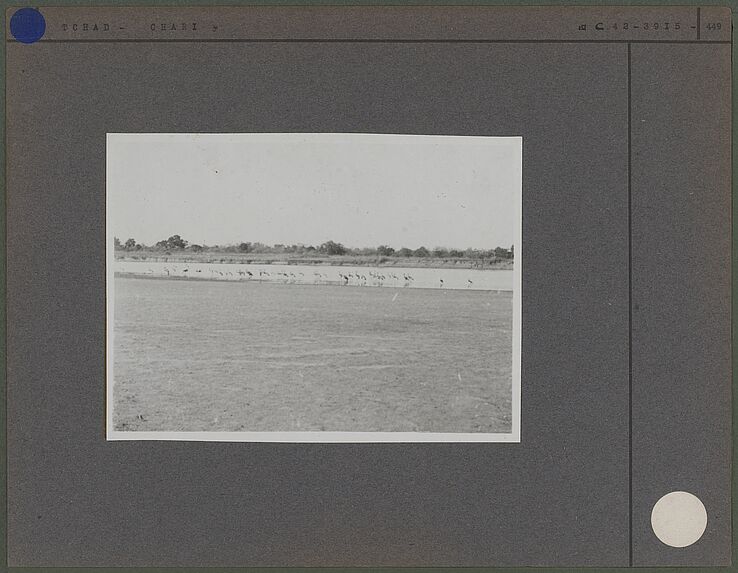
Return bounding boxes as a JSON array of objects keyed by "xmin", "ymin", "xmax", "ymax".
[{"xmin": 114, "ymin": 236, "xmax": 514, "ymax": 260}]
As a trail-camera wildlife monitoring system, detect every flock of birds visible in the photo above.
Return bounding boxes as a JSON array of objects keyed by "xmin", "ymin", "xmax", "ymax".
[{"xmin": 132, "ymin": 264, "xmax": 476, "ymax": 289}]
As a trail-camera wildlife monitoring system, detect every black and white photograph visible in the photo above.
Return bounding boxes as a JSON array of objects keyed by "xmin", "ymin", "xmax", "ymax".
[{"xmin": 106, "ymin": 133, "xmax": 521, "ymax": 441}]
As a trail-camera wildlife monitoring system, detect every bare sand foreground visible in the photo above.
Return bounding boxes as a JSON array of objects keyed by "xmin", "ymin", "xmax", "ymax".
[{"xmin": 112, "ymin": 276, "xmax": 513, "ymax": 433}]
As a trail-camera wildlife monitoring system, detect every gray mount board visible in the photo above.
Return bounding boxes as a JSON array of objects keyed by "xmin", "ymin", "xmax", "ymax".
[{"xmin": 5, "ymin": 5, "xmax": 731, "ymax": 568}]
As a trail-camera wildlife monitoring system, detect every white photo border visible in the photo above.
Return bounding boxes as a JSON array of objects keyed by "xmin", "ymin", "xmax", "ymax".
[{"xmin": 105, "ymin": 133, "xmax": 522, "ymax": 443}]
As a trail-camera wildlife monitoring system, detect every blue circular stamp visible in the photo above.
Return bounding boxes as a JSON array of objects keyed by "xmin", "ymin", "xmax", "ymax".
[{"xmin": 10, "ymin": 8, "xmax": 46, "ymax": 44}]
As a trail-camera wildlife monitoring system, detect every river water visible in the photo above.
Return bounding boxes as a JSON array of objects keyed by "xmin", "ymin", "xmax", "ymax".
[{"xmin": 114, "ymin": 260, "xmax": 513, "ymax": 291}]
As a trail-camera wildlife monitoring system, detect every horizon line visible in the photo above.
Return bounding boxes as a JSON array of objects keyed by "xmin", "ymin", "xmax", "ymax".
[{"xmin": 113, "ymin": 238, "xmax": 515, "ymax": 251}]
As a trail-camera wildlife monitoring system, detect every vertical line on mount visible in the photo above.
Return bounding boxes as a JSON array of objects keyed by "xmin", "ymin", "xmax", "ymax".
[{"xmin": 627, "ymin": 42, "xmax": 633, "ymax": 568}]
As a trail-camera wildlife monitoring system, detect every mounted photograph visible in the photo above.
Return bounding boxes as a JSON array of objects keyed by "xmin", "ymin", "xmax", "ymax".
[{"xmin": 106, "ymin": 133, "xmax": 522, "ymax": 441}]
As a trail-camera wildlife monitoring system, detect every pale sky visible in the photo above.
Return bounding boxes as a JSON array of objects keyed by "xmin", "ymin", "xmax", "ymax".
[{"xmin": 107, "ymin": 133, "xmax": 521, "ymax": 250}]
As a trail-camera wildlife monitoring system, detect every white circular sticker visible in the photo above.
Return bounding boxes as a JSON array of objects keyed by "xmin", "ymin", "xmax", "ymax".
[{"xmin": 651, "ymin": 491, "xmax": 707, "ymax": 548}]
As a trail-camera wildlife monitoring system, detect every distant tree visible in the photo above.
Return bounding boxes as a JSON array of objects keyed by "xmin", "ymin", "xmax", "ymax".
[
  {"xmin": 377, "ymin": 245, "xmax": 395, "ymax": 256},
  {"xmin": 114, "ymin": 237, "xmax": 122, "ymax": 250},
  {"xmin": 134, "ymin": 243, "xmax": 143, "ymax": 251},
  {"xmin": 190, "ymin": 244, "xmax": 203, "ymax": 253},
  {"xmin": 166, "ymin": 235, "xmax": 187, "ymax": 249},
  {"xmin": 319, "ymin": 240, "xmax": 347, "ymax": 256},
  {"xmin": 448, "ymin": 249, "xmax": 464, "ymax": 258},
  {"xmin": 238, "ymin": 242, "xmax": 252, "ymax": 253},
  {"xmin": 397, "ymin": 247, "xmax": 413, "ymax": 257},
  {"xmin": 124, "ymin": 238, "xmax": 137, "ymax": 251},
  {"xmin": 413, "ymin": 246, "xmax": 430, "ymax": 257},
  {"xmin": 432, "ymin": 247, "xmax": 449, "ymax": 258},
  {"xmin": 154, "ymin": 235, "xmax": 187, "ymax": 250}
]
